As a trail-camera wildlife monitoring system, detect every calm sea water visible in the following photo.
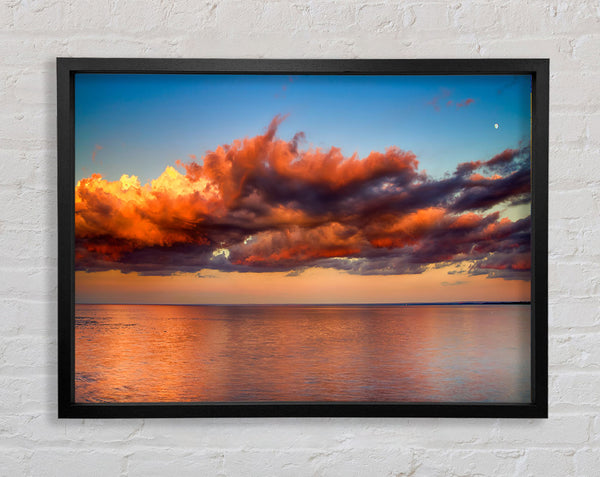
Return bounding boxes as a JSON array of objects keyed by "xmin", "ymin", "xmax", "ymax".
[{"xmin": 75, "ymin": 304, "xmax": 531, "ymax": 403}]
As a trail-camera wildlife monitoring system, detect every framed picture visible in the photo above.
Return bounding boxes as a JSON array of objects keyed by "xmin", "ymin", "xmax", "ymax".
[{"xmin": 57, "ymin": 58, "xmax": 548, "ymax": 418}]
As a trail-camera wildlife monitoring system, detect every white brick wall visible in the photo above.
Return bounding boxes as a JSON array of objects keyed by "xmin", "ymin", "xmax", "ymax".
[{"xmin": 0, "ymin": 1, "xmax": 598, "ymax": 475}]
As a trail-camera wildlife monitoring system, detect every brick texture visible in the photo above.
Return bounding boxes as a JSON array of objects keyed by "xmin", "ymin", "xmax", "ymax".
[{"xmin": 0, "ymin": 0, "xmax": 599, "ymax": 475}]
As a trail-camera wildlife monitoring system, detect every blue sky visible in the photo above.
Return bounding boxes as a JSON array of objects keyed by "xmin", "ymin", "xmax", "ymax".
[{"xmin": 75, "ymin": 73, "xmax": 531, "ymax": 183}]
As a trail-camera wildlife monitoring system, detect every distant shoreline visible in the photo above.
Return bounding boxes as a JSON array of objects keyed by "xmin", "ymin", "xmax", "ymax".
[{"xmin": 75, "ymin": 301, "xmax": 531, "ymax": 307}]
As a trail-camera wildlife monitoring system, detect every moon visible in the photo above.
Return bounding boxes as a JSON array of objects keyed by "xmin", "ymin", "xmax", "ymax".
[{"xmin": 494, "ymin": 123, "xmax": 499, "ymax": 129}]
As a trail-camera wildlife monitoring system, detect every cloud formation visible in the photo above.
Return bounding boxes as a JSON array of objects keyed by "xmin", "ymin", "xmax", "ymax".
[
  {"xmin": 456, "ymin": 98, "xmax": 475, "ymax": 109},
  {"xmin": 75, "ymin": 116, "xmax": 531, "ymax": 280},
  {"xmin": 91, "ymin": 144, "xmax": 102, "ymax": 162},
  {"xmin": 428, "ymin": 89, "xmax": 475, "ymax": 111}
]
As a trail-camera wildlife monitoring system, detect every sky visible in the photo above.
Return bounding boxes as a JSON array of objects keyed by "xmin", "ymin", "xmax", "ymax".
[{"xmin": 74, "ymin": 73, "xmax": 532, "ymax": 304}]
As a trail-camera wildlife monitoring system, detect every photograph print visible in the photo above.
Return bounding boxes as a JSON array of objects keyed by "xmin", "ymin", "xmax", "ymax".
[{"xmin": 73, "ymin": 72, "xmax": 533, "ymax": 405}]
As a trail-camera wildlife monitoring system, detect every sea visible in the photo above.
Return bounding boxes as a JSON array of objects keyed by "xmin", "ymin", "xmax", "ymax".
[{"xmin": 74, "ymin": 303, "xmax": 531, "ymax": 403}]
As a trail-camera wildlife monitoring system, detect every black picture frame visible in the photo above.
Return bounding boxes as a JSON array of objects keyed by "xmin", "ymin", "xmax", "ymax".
[{"xmin": 57, "ymin": 58, "xmax": 548, "ymax": 419}]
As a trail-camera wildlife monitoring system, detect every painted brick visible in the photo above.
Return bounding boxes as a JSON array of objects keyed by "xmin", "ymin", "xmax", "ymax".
[
  {"xmin": 550, "ymin": 112, "xmax": 588, "ymax": 144},
  {"xmin": 549, "ymin": 296, "xmax": 600, "ymax": 328},
  {"xmin": 13, "ymin": 69, "xmax": 56, "ymax": 105},
  {"xmin": 63, "ymin": 1, "xmax": 120, "ymax": 31},
  {"xmin": 65, "ymin": 37, "xmax": 179, "ymax": 58},
  {"xmin": 11, "ymin": 0, "xmax": 67, "ymax": 32},
  {"xmin": 549, "ymin": 189, "xmax": 599, "ymax": 221},
  {"xmin": 0, "ymin": 376, "xmax": 48, "ymax": 414},
  {"xmin": 572, "ymin": 34, "xmax": 600, "ymax": 66},
  {"xmin": 591, "ymin": 416, "xmax": 600, "ymax": 445},
  {"xmin": 308, "ymin": 2, "xmax": 358, "ymax": 33},
  {"xmin": 520, "ymin": 449, "xmax": 577, "ymax": 476},
  {"xmin": 0, "ymin": 149, "xmax": 56, "ymax": 190},
  {"xmin": 452, "ymin": 2, "xmax": 501, "ymax": 33},
  {"xmin": 549, "ymin": 144, "xmax": 600, "ymax": 187},
  {"xmin": 548, "ymin": 261, "xmax": 600, "ymax": 299},
  {"xmin": 0, "ymin": 449, "xmax": 33, "ymax": 477},
  {"xmin": 551, "ymin": 373, "xmax": 600, "ymax": 407},
  {"xmin": 356, "ymin": 3, "xmax": 403, "ymax": 33},
  {"xmin": 493, "ymin": 415, "xmax": 590, "ymax": 445},
  {"xmin": 410, "ymin": 3, "xmax": 454, "ymax": 31},
  {"xmin": 478, "ymin": 37, "xmax": 577, "ymax": 72},
  {"xmin": 127, "ymin": 449, "xmax": 224, "ymax": 476},
  {"xmin": 29, "ymin": 449, "xmax": 123, "ymax": 477},
  {"xmin": 587, "ymin": 113, "xmax": 600, "ymax": 145},
  {"xmin": 552, "ymin": 71, "xmax": 600, "ymax": 108},
  {"xmin": 413, "ymin": 448, "xmax": 523, "ymax": 477},
  {"xmin": 0, "ymin": 335, "xmax": 57, "ymax": 371},
  {"xmin": 0, "ymin": 0, "xmax": 599, "ymax": 475},
  {"xmin": 2, "ymin": 298, "xmax": 57, "ymax": 336},
  {"xmin": 551, "ymin": 332, "xmax": 600, "ymax": 369},
  {"xmin": 575, "ymin": 447, "xmax": 600, "ymax": 476}
]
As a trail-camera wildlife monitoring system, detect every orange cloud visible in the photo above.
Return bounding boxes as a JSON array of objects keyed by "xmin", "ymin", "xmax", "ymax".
[
  {"xmin": 75, "ymin": 116, "xmax": 531, "ymax": 280},
  {"xmin": 457, "ymin": 98, "xmax": 475, "ymax": 109},
  {"xmin": 91, "ymin": 144, "xmax": 102, "ymax": 162}
]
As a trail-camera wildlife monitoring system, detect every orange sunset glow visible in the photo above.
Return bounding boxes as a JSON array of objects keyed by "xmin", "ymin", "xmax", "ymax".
[
  {"xmin": 75, "ymin": 267, "xmax": 530, "ymax": 305},
  {"xmin": 73, "ymin": 72, "xmax": 534, "ymax": 405},
  {"xmin": 75, "ymin": 116, "xmax": 531, "ymax": 304}
]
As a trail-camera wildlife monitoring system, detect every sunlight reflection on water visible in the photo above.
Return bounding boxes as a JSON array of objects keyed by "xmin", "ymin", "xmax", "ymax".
[{"xmin": 75, "ymin": 304, "xmax": 530, "ymax": 403}]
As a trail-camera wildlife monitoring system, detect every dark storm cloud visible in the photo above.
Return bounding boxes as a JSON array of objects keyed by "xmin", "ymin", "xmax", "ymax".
[{"xmin": 75, "ymin": 116, "xmax": 532, "ymax": 280}]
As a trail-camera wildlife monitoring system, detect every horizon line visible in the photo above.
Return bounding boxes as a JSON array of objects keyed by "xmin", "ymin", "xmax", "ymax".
[{"xmin": 75, "ymin": 301, "xmax": 532, "ymax": 306}]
